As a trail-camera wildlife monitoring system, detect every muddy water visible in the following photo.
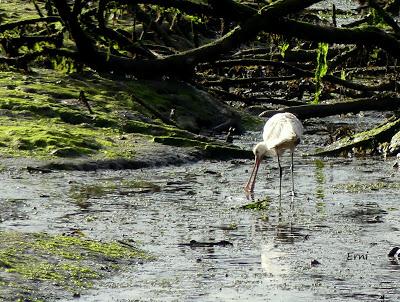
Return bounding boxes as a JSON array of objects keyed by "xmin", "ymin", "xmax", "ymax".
[
  {"xmin": 1, "ymin": 134, "xmax": 400, "ymax": 301},
  {"xmin": 1, "ymin": 153, "xmax": 400, "ymax": 301}
]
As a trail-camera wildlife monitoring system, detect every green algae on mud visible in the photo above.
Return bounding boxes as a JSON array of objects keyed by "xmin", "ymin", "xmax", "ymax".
[
  {"xmin": 240, "ymin": 197, "xmax": 271, "ymax": 210},
  {"xmin": 0, "ymin": 116, "xmax": 133, "ymax": 158},
  {"xmin": 0, "ymin": 230, "xmax": 150, "ymax": 301},
  {"xmin": 0, "ymin": 69, "xmax": 254, "ymax": 162}
]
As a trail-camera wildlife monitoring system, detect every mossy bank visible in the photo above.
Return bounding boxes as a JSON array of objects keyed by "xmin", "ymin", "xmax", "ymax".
[
  {"xmin": 0, "ymin": 69, "xmax": 260, "ymax": 169},
  {"xmin": 0, "ymin": 230, "xmax": 151, "ymax": 301}
]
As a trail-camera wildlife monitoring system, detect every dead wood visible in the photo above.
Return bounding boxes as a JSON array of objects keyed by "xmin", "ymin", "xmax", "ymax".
[
  {"xmin": 206, "ymin": 59, "xmax": 395, "ymax": 92},
  {"xmin": 259, "ymin": 95, "xmax": 400, "ymax": 119},
  {"xmin": 313, "ymin": 116, "xmax": 400, "ymax": 156},
  {"xmin": 51, "ymin": 0, "xmax": 321, "ymax": 77},
  {"xmin": 201, "ymin": 75, "xmax": 298, "ymax": 87},
  {"xmin": 369, "ymin": 0, "xmax": 400, "ymax": 35}
]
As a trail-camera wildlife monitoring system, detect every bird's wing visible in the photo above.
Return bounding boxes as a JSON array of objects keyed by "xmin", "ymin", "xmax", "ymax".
[{"xmin": 263, "ymin": 113, "xmax": 303, "ymax": 150}]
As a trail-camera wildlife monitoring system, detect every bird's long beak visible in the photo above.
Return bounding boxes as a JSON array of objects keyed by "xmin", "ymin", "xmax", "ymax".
[{"xmin": 245, "ymin": 156, "xmax": 262, "ymax": 193}]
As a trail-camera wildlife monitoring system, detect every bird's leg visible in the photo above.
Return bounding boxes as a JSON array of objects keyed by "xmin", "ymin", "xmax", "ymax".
[
  {"xmin": 290, "ymin": 151, "xmax": 295, "ymax": 196},
  {"xmin": 277, "ymin": 153, "xmax": 282, "ymax": 200}
]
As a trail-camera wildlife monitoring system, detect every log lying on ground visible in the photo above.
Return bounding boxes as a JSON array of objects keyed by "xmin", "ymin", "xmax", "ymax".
[
  {"xmin": 389, "ymin": 131, "xmax": 400, "ymax": 155},
  {"xmin": 312, "ymin": 116, "xmax": 400, "ymax": 156},
  {"xmin": 259, "ymin": 95, "xmax": 400, "ymax": 119}
]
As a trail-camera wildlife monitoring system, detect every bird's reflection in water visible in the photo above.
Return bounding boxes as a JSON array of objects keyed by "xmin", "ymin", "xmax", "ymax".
[
  {"xmin": 245, "ymin": 192, "xmax": 305, "ymax": 244},
  {"xmin": 261, "ymin": 242, "xmax": 290, "ymax": 277},
  {"xmin": 259, "ymin": 204, "xmax": 306, "ymax": 279},
  {"xmin": 256, "ymin": 212, "xmax": 304, "ymax": 244}
]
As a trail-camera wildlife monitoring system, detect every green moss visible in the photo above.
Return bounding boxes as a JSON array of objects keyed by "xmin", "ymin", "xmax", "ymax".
[
  {"xmin": 33, "ymin": 233, "xmax": 148, "ymax": 260},
  {"xmin": 0, "ymin": 118, "xmax": 99, "ymax": 156},
  {"xmin": 0, "ymin": 231, "xmax": 150, "ymax": 300},
  {"xmin": 0, "ymin": 116, "xmax": 136, "ymax": 158},
  {"xmin": 240, "ymin": 197, "xmax": 271, "ymax": 210},
  {"xmin": 0, "ymin": 67, "xmax": 248, "ymax": 161}
]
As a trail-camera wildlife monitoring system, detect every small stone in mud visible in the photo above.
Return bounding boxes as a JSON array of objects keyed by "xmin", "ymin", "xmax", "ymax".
[
  {"xmin": 196, "ymin": 258, "xmax": 202, "ymax": 263},
  {"xmin": 73, "ymin": 292, "xmax": 81, "ymax": 298},
  {"xmin": 310, "ymin": 259, "xmax": 321, "ymax": 267}
]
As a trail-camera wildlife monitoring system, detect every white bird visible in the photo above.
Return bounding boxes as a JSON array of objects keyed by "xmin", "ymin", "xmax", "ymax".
[{"xmin": 244, "ymin": 112, "xmax": 303, "ymax": 196}]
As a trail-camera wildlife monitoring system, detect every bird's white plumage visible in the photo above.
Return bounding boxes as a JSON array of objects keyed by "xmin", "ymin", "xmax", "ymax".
[
  {"xmin": 263, "ymin": 112, "xmax": 303, "ymax": 154},
  {"xmin": 245, "ymin": 112, "xmax": 303, "ymax": 194}
]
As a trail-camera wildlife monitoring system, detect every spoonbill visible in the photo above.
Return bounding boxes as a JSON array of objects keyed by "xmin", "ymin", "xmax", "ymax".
[{"xmin": 244, "ymin": 112, "xmax": 303, "ymax": 196}]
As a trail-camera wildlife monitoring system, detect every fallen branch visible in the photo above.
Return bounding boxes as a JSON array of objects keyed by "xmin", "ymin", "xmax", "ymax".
[
  {"xmin": 313, "ymin": 116, "xmax": 400, "ymax": 156},
  {"xmin": 259, "ymin": 95, "xmax": 400, "ymax": 119}
]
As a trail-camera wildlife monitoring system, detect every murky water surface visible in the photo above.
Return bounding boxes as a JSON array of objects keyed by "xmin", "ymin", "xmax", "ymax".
[{"xmin": 1, "ymin": 115, "xmax": 400, "ymax": 301}]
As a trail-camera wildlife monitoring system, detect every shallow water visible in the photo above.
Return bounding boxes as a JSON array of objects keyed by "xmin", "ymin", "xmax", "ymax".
[
  {"xmin": 1, "ymin": 147, "xmax": 400, "ymax": 301},
  {"xmin": 1, "ymin": 112, "xmax": 400, "ymax": 301}
]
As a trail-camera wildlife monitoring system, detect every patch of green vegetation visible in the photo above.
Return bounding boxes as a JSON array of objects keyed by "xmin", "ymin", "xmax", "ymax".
[
  {"xmin": 0, "ymin": 231, "xmax": 150, "ymax": 301},
  {"xmin": 33, "ymin": 233, "xmax": 148, "ymax": 260},
  {"xmin": 0, "ymin": 66, "xmax": 249, "ymax": 161},
  {"xmin": 0, "ymin": 0, "xmax": 40, "ymax": 25},
  {"xmin": 69, "ymin": 181, "xmax": 121, "ymax": 209},
  {"xmin": 0, "ymin": 117, "xmax": 118, "ymax": 157},
  {"xmin": 333, "ymin": 181, "xmax": 400, "ymax": 193},
  {"xmin": 240, "ymin": 197, "xmax": 271, "ymax": 210}
]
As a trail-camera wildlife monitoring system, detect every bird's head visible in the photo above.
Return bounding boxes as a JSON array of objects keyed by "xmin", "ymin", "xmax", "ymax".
[{"xmin": 253, "ymin": 142, "xmax": 269, "ymax": 161}]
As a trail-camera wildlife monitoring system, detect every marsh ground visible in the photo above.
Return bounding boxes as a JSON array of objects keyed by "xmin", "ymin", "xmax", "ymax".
[{"xmin": 1, "ymin": 113, "xmax": 400, "ymax": 301}]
